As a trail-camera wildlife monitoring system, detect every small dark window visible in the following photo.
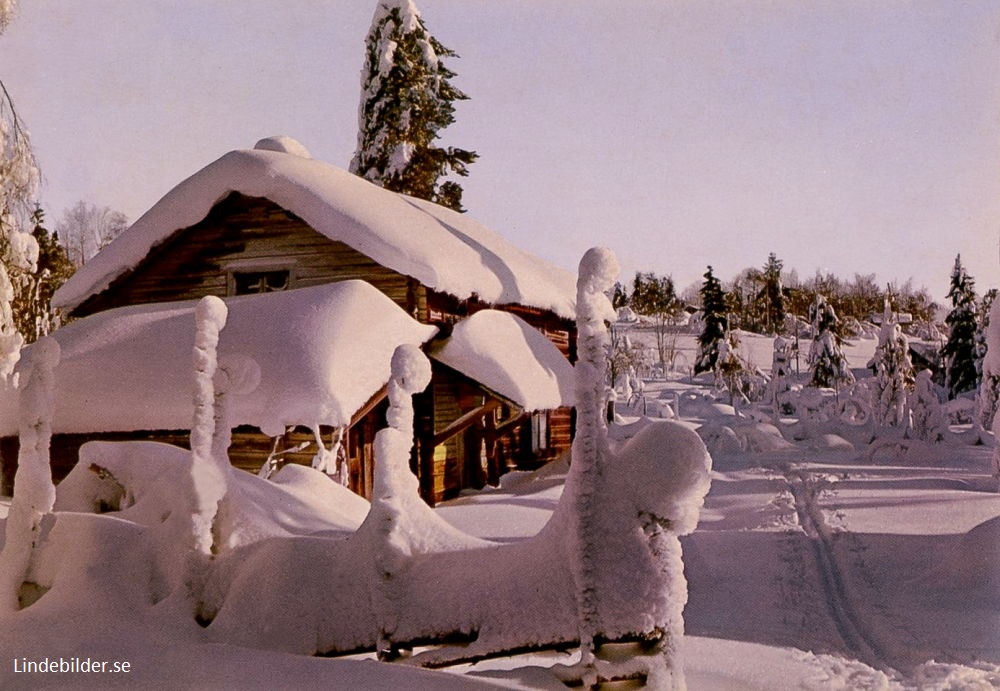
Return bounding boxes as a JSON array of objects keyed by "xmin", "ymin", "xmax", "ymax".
[
  {"xmin": 232, "ymin": 270, "xmax": 290, "ymax": 295},
  {"xmin": 531, "ymin": 411, "xmax": 550, "ymax": 453}
]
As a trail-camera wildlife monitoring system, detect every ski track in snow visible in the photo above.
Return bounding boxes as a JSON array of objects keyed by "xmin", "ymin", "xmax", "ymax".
[{"xmin": 783, "ymin": 467, "xmax": 895, "ymax": 677}]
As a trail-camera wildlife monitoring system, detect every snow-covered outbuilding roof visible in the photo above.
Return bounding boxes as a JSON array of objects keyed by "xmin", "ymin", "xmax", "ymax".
[
  {"xmin": 431, "ymin": 310, "xmax": 575, "ymax": 411},
  {"xmin": 52, "ymin": 137, "xmax": 576, "ymax": 320},
  {"xmin": 0, "ymin": 281, "xmax": 438, "ymax": 437}
]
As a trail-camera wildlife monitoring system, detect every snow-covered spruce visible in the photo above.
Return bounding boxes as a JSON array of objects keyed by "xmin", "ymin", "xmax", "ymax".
[
  {"xmin": 943, "ymin": 254, "xmax": 979, "ymax": 399},
  {"xmin": 985, "ymin": 297, "xmax": 1000, "ymax": 482},
  {"xmin": 975, "ymin": 291, "xmax": 1000, "ymax": 439},
  {"xmin": 694, "ymin": 266, "xmax": 727, "ymax": 375},
  {"xmin": 807, "ymin": 293, "xmax": 854, "ymax": 389},
  {"xmin": 350, "ymin": 0, "xmax": 476, "ymax": 211},
  {"xmin": 869, "ymin": 300, "xmax": 913, "ymax": 428},
  {"xmin": 910, "ymin": 370, "xmax": 945, "ymax": 443},
  {"xmin": 765, "ymin": 335, "xmax": 794, "ymax": 416},
  {"xmin": 0, "ymin": 335, "xmax": 58, "ymax": 612}
]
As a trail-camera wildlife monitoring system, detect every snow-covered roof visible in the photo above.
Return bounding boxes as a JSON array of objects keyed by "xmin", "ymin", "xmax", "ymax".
[
  {"xmin": 53, "ymin": 138, "xmax": 576, "ymax": 320},
  {"xmin": 0, "ymin": 281, "xmax": 437, "ymax": 437},
  {"xmin": 431, "ymin": 310, "xmax": 574, "ymax": 411}
]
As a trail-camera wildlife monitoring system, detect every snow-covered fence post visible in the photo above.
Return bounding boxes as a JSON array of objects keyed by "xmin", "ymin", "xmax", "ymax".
[
  {"xmin": 368, "ymin": 343, "xmax": 432, "ymax": 659},
  {"xmin": 0, "ymin": 335, "xmax": 59, "ymax": 612},
  {"xmin": 569, "ymin": 247, "xmax": 619, "ymax": 677},
  {"xmin": 189, "ymin": 296, "xmax": 230, "ymax": 556}
]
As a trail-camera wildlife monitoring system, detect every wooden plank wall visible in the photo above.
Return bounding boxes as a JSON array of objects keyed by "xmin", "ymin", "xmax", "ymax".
[{"xmin": 72, "ymin": 194, "xmax": 425, "ymax": 319}]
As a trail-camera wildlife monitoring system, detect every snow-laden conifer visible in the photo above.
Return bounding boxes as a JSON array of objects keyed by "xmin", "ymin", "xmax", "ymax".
[
  {"xmin": 981, "ymin": 297, "xmax": 1000, "ymax": 483},
  {"xmin": 974, "ymin": 290, "xmax": 998, "ymax": 434},
  {"xmin": 0, "ymin": 336, "xmax": 58, "ymax": 612},
  {"xmin": 695, "ymin": 266, "xmax": 727, "ymax": 375},
  {"xmin": 350, "ymin": 0, "xmax": 477, "ymax": 212},
  {"xmin": 765, "ymin": 335, "xmax": 793, "ymax": 415},
  {"xmin": 761, "ymin": 252, "xmax": 785, "ymax": 335},
  {"xmin": 870, "ymin": 300, "xmax": 913, "ymax": 428},
  {"xmin": 807, "ymin": 293, "xmax": 854, "ymax": 389},
  {"xmin": 943, "ymin": 255, "xmax": 979, "ymax": 399},
  {"xmin": 910, "ymin": 370, "xmax": 944, "ymax": 443}
]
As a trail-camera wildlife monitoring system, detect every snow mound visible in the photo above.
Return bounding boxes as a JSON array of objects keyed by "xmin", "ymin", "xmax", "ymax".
[
  {"xmin": 920, "ymin": 515, "xmax": 1000, "ymax": 605},
  {"xmin": 253, "ymin": 135, "xmax": 312, "ymax": 158},
  {"xmin": 697, "ymin": 421, "xmax": 794, "ymax": 455},
  {"xmin": 432, "ymin": 309, "xmax": 574, "ymax": 410},
  {"xmin": 910, "ymin": 660, "xmax": 1000, "ymax": 690},
  {"xmin": 55, "ymin": 441, "xmax": 369, "ymax": 546},
  {"xmin": 697, "ymin": 423, "xmax": 742, "ymax": 457},
  {"xmin": 611, "ymin": 420, "xmax": 712, "ymax": 535},
  {"xmin": 805, "ymin": 433, "xmax": 856, "ymax": 452},
  {"xmin": 733, "ymin": 422, "xmax": 796, "ymax": 453},
  {"xmin": 0, "ymin": 281, "xmax": 438, "ymax": 437}
]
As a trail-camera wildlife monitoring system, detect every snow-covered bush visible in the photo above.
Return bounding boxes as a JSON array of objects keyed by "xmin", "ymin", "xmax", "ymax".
[
  {"xmin": 807, "ymin": 294, "xmax": 854, "ymax": 389},
  {"xmin": 869, "ymin": 301, "xmax": 913, "ymax": 428},
  {"xmin": 765, "ymin": 335, "xmax": 795, "ymax": 414},
  {"xmin": 910, "ymin": 370, "xmax": 945, "ymax": 443}
]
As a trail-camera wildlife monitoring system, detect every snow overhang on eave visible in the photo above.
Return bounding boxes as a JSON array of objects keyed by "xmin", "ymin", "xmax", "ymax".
[
  {"xmin": 53, "ymin": 139, "xmax": 576, "ymax": 321},
  {"xmin": 429, "ymin": 309, "xmax": 575, "ymax": 412},
  {"xmin": 0, "ymin": 281, "xmax": 438, "ymax": 437}
]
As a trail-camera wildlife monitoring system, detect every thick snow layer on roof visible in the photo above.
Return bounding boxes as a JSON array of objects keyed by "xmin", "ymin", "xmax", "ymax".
[
  {"xmin": 0, "ymin": 281, "xmax": 437, "ymax": 437},
  {"xmin": 52, "ymin": 139, "xmax": 576, "ymax": 319},
  {"xmin": 431, "ymin": 310, "xmax": 574, "ymax": 411}
]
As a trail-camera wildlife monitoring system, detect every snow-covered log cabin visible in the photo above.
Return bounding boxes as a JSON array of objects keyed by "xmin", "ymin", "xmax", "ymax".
[{"xmin": 0, "ymin": 137, "xmax": 577, "ymax": 505}]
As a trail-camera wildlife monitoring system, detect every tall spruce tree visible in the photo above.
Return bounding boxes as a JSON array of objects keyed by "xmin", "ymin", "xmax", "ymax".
[
  {"xmin": 695, "ymin": 266, "xmax": 728, "ymax": 374},
  {"xmin": 761, "ymin": 252, "xmax": 785, "ymax": 334},
  {"xmin": 942, "ymin": 254, "xmax": 979, "ymax": 399},
  {"xmin": 350, "ymin": 0, "xmax": 477, "ymax": 212}
]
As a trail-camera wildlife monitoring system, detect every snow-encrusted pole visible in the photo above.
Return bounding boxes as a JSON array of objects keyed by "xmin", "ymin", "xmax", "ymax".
[
  {"xmin": 0, "ymin": 335, "xmax": 59, "ymax": 612},
  {"xmin": 369, "ymin": 343, "xmax": 432, "ymax": 659},
  {"xmin": 569, "ymin": 247, "xmax": 619, "ymax": 676},
  {"xmin": 189, "ymin": 296, "xmax": 230, "ymax": 556}
]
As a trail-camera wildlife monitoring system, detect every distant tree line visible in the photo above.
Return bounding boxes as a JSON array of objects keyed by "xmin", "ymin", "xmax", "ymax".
[
  {"xmin": 615, "ymin": 252, "xmax": 939, "ymax": 340},
  {"xmin": 613, "ymin": 252, "xmax": 994, "ymax": 403}
]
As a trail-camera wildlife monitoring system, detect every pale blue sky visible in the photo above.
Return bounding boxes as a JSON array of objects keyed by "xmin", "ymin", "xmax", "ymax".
[{"xmin": 2, "ymin": 0, "xmax": 999, "ymax": 300}]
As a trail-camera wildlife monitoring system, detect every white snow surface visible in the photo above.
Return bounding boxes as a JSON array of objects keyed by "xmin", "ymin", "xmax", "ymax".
[
  {"xmin": 432, "ymin": 309, "xmax": 574, "ymax": 411},
  {"xmin": 52, "ymin": 141, "xmax": 576, "ymax": 319},
  {"xmin": 0, "ymin": 281, "xmax": 438, "ymax": 437}
]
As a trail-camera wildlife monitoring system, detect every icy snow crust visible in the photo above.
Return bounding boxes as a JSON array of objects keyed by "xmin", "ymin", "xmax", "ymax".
[
  {"xmin": 52, "ymin": 143, "xmax": 576, "ymax": 319},
  {"xmin": 0, "ymin": 281, "xmax": 437, "ymax": 436},
  {"xmin": 431, "ymin": 309, "xmax": 574, "ymax": 410}
]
